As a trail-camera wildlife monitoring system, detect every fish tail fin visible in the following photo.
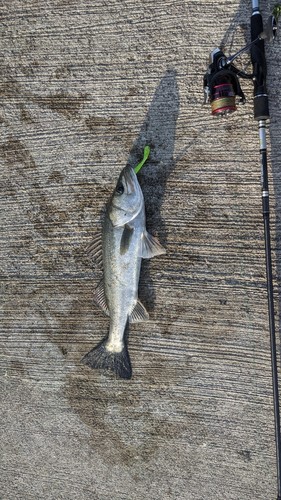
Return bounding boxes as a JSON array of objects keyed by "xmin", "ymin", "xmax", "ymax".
[{"xmin": 81, "ymin": 339, "xmax": 132, "ymax": 380}]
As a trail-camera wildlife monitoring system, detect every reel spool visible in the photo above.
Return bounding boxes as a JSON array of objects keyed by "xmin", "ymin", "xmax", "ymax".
[{"xmin": 211, "ymin": 82, "xmax": 237, "ymax": 116}]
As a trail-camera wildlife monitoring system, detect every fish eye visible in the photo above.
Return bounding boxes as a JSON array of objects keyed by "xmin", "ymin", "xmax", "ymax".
[{"xmin": 116, "ymin": 182, "xmax": 124, "ymax": 195}]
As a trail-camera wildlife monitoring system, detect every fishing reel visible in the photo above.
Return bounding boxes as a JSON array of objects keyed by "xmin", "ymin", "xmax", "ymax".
[{"xmin": 203, "ymin": 15, "xmax": 277, "ymax": 117}]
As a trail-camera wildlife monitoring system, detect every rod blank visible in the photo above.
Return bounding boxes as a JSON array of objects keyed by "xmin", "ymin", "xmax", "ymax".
[{"xmin": 251, "ymin": 2, "xmax": 281, "ymax": 498}]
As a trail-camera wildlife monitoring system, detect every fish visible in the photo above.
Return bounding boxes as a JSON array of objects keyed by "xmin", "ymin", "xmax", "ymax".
[{"xmin": 81, "ymin": 163, "xmax": 166, "ymax": 379}]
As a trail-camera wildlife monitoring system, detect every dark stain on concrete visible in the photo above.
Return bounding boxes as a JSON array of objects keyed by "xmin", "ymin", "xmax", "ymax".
[
  {"xmin": 0, "ymin": 139, "xmax": 37, "ymax": 170},
  {"xmin": 7, "ymin": 360, "xmax": 26, "ymax": 378},
  {"xmin": 124, "ymin": 86, "xmax": 139, "ymax": 100},
  {"xmin": 61, "ymin": 346, "xmax": 68, "ymax": 356},
  {"xmin": 0, "ymin": 69, "xmax": 20, "ymax": 98},
  {"xmin": 141, "ymin": 352, "xmax": 195, "ymax": 386},
  {"xmin": 20, "ymin": 105, "xmax": 35, "ymax": 124},
  {"xmin": 35, "ymin": 91, "xmax": 88, "ymax": 119},
  {"xmin": 238, "ymin": 449, "xmax": 252, "ymax": 462},
  {"xmin": 85, "ymin": 115, "xmax": 117, "ymax": 131},
  {"xmin": 28, "ymin": 197, "xmax": 68, "ymax": 236},
  {"xmin": 0, "ymin": 64, "xmax": 86, "ymax": 121},
  {"xmin": 54, "ymin": 65, "xmax": 72, "ymax": 79},
  {"xmin": 48, "ymin": 170, "xmax": 65, "ymax": 184},
  {"xmin": 64, "ymin": 373, "xmax": 194, "ymax": 467},
  {"xmin": 0, "ymin": 179, "xmax": 18, "ymax": 197}
]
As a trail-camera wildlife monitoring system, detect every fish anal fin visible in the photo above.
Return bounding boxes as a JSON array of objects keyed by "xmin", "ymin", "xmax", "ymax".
[
  {"xmin": 129, "ymin": 299, "xmax": 149, "ymax": 323},
  {"xmin": 140, "ymin": 230, "xmax": 166, "ymax": 259},
  {"xmin": 93, "ymin": 280, "xmax": 109, "ymax": 316}
]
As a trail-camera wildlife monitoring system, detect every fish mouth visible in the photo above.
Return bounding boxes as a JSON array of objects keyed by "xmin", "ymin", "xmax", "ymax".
[
  {"xmin": 123, "ymin": 165, "xmax": 138, "ymax": 194},
  {"xmin": 109, "ymin": 164, "xmax": 143, "ymax": 225}
]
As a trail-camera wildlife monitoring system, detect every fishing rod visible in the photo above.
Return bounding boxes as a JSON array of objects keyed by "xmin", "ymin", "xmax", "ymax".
[{"xmin": 203, "ymin": 2, "xmax": 281, "ymax": 498}]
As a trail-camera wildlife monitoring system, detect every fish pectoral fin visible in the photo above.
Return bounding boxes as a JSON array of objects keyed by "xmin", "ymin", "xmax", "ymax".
[
  {"xmin": 129, "ymin": 299, "xmax": 149, "ymax": 323},
  {"xmin": 120, "ymin": 224, "xmax": 134, "ymax": 255},
  {"xmin": 85, "ymin": 235, "xmax": 103, "ymax": 267},
  {"xmin": 140, "ymin": 230, "xmax": 166, "ymax": 259},
  {"xmin": 93, "ymin": 280, "xmax": 109, "ymax": 316}
]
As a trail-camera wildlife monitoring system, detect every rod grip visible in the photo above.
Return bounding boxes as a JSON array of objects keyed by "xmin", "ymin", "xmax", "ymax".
[
  {"xmin": 254, "ymin": 94, "xmax": 269, "ymax": 120},
  {"xmin": 251, "ymin": 12, "xmax": 270, "ymax": 120},
  {"xmin": 251, "ymin": 12, "xmax": 263, "ymax": 41}
]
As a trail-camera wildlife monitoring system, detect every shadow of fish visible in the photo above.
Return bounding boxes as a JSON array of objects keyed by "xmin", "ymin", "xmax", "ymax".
[{"xmin": 82, "ymin": 165, "xmax": 165, "ymax": 379}]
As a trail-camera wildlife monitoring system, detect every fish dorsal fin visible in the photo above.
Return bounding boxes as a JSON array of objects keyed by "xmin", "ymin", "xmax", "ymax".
[
  {"xmin": 93, "ymin": 280, "xmax": 109, "ymax": 316},
  {"xmin": 120, "ymin": 224, "xmax": 134, "ymax": 255},
  {"xmin": 129, "ymin": 299, "xmax": 149, "ymax": 323},
  {"xmin": 85, "ymin": 235, "xmax": 103, "ymax": 267},
  {"xmin": 140, "ymin": 230, "xmax": 166, "ymax": 259}
]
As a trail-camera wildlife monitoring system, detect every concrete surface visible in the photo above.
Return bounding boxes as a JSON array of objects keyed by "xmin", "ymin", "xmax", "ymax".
[{"xmin": 1, "ymin": 1, "xmax": 281, "ymax": 499}]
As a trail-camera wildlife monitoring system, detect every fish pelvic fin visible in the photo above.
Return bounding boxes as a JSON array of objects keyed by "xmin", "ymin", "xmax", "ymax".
[{"xmin": 81, "ymin": 339, "xmax": 132, "ymax": 380}]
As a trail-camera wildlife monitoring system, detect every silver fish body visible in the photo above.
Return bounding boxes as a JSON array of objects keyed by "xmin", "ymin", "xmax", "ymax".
[{"xmin": 82, "ymin": 165, "xmax": 165, "ymax": 379}]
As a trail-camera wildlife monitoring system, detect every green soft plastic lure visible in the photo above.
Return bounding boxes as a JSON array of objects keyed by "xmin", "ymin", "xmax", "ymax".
[
  {"xmin": 134, "ymin": 145, "xmax": 150, "ymax": 174},
  {"xmin": 273, "ymin": 4, "xmax": 281, "ymax": 23}
]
